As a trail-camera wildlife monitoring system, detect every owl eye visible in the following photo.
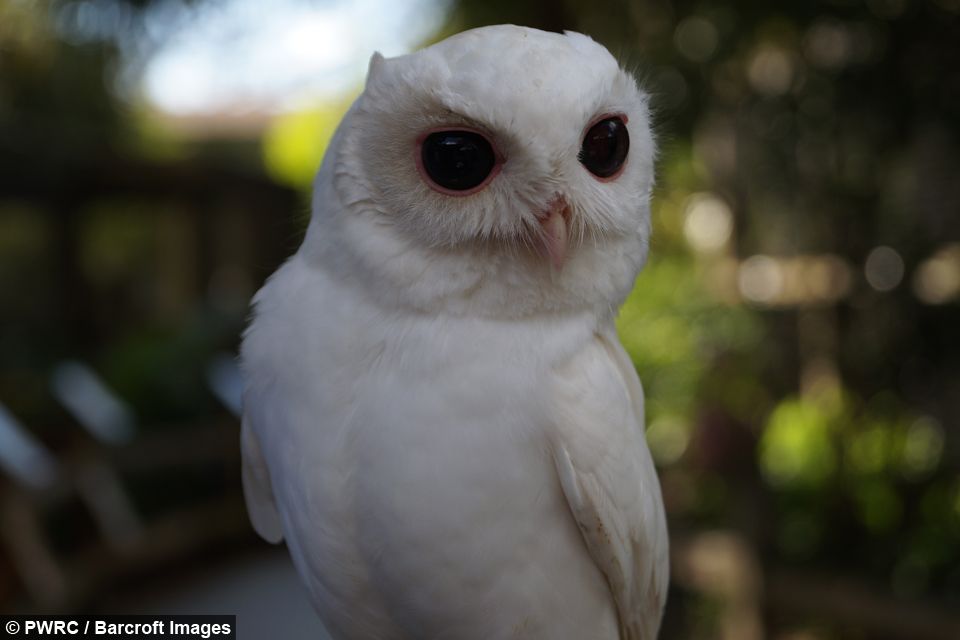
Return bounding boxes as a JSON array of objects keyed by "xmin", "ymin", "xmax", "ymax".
[
  {"xmin": 418, "ymin": 130, "xmax": 498, "ymax": 194},
  {"xmin": 579, "ymin": 116, "xmax": 629, "ymax": 179}
]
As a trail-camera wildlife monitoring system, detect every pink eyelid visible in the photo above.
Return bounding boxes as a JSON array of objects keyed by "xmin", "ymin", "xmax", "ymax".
[
  {"xmin": 581, "ymin": 112, "xmax": 630, "ymax": 183},
  {"xmin": 414, "ymin": 126, "xmax": 504, "ymax": 197}
]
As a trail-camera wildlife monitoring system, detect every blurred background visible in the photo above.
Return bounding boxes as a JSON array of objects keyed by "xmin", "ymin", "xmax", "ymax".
[{"xmin": 1, "ymin": 0, "xmax": 958, "ymax": 638}]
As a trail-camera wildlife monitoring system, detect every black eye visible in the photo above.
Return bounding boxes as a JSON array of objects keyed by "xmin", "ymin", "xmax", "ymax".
[
  {"xmin": 579, "ymin": 116, "xmax": 629, "ymax": 179},
  {"xmin": 419, "ymin": 130, "xmax": 497, "ymax": 193}
]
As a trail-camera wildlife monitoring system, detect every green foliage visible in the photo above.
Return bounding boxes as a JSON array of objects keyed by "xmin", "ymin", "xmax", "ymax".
[
  {"xmin": 262, "ymin": 96, "xmax": 358, "ymax": 189},
  {"xmin": 760, "ymin": 392, "xmax": 845, "ymax": 489},
  {"xmin": 618, "ymin": 143, "xmax": 762, "ymax": 466}
]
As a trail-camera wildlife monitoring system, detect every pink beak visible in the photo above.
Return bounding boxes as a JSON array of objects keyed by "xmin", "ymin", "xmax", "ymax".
[{"xmin": 537, "ymin": 196, "xmax": 571, "ymax": 270}]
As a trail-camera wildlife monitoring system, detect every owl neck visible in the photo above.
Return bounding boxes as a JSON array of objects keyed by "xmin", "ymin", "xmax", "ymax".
[{"xmin": 302, "ymin": 207, "xmax": 640, "ymax": 323}]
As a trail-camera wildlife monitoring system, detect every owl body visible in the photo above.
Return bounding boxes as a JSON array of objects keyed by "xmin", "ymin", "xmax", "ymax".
[
  {"xmin": 243, "ymin": 255, "xmax": 623, "ymax": 638},
  {"xmin": 242, "ymin": 25, "xmax": 668, "ymax": 640}
]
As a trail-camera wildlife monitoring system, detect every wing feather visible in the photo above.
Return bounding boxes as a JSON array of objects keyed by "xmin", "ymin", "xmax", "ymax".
[
  {"xmin": 241, "ymin": 415, "xmax": 284, "ymax": 544},
  {"xmin": 551, "ymin": 328, "xmax": 669, "ymax": 640}
]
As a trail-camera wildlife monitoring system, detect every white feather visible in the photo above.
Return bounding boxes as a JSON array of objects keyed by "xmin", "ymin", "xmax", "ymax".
[
  {"xmin": 241, "ymin": 24, "xmax": 667, "ymax": 639},
  {"xmin": 550, "ymin": 328, "xmax": 669, "ymax": 640},
  {"xmin": 240, "ymin": 416, "xmax": 283, "ymax": 544}
]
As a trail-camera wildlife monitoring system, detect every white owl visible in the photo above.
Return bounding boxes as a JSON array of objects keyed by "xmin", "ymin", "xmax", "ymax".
[{"xmin": 240, "ymin": 25, "xmax": 668, "ymax": 640}]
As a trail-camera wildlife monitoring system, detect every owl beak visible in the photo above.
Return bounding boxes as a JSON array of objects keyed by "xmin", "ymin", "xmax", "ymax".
[{"xmin": 537, "ymin": 196, "xmax": 571, "ymax": 270}]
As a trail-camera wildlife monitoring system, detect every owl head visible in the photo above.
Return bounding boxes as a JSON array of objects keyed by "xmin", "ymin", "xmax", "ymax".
[{"xmin": 304, "ymin": 25, "xmax": 655, "ymax": 320}]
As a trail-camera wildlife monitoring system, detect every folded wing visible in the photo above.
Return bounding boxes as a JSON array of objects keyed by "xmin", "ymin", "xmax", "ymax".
[
  {"xmin": 241, "ymin": 415, "xmax": 284, "ymax": 544},
  {"xmin": 551, "ymin": 328, "xmax": 669, "ymax": 640}
]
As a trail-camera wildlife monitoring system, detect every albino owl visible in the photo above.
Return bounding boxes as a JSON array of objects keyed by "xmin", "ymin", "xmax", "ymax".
[{"xmin": 240, "ymin": 24, "xmax": 668, "ymax": 640}]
